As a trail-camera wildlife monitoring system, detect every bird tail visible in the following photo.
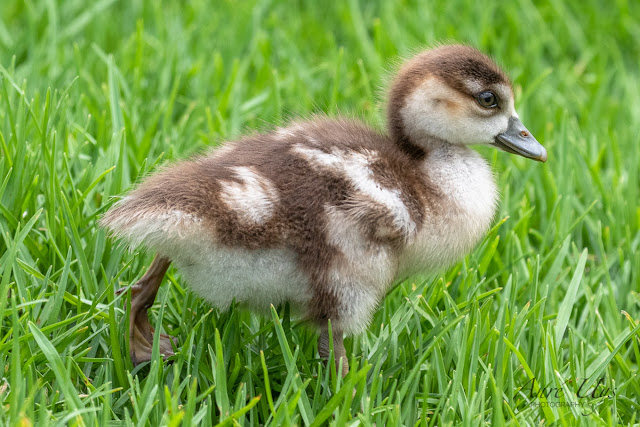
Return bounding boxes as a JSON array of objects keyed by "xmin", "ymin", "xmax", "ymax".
[{"xmin": 100, "ymin": 196, "xmax": 205, "ymax": 254}]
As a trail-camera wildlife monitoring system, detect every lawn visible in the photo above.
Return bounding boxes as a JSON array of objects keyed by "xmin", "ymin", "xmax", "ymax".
[{"xmin": 1, "ymin": 0, "xmax": 639, "ymax": 425}]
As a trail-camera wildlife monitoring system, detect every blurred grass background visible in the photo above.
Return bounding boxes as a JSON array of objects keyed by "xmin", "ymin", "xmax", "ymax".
[{"xmin": 0, "ymin": 0, "xmax": 639, "ymax": 424}]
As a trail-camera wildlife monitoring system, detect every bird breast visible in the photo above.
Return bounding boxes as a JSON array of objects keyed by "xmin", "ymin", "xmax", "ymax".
[{"xmin": 397, "ymin": 143, "xmax": 498, "ymax": 278}]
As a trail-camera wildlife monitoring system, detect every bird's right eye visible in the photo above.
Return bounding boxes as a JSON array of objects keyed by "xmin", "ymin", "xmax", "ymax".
[{"xmin": 476, "ymin": 91, "xmax": 498, "ymax": 108}]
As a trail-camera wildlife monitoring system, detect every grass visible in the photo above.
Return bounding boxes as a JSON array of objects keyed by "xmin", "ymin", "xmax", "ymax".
[{"xmin": 1, "ymin": 0, "xmax": 639, "ymax": 425}]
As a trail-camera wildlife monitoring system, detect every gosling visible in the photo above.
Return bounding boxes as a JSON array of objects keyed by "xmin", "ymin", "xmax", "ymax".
[{"xmin": 101, "ymin": 44, "xmax": 547, "ymax": 374}]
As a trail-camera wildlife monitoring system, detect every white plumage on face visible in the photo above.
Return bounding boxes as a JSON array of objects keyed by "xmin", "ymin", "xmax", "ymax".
[{"xmin": 402, "ymin": 76, "xmax": 515, "ymax": 146}]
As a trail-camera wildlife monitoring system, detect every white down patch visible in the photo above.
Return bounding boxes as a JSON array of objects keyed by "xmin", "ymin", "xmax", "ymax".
[
  {"xmin": 323, "ymin": 206, "xmax": 395, "ymax": 335},
  {"xmin": 219, "ymin": 166, "xmax": 279, "ymax": 225},
  {"xmin": 173, "ymin": 243, "xmax": 312, "ymax": 313},
  {"xmin": 292, "ymin": 145, "xmax": 416, "ymax": 237}
]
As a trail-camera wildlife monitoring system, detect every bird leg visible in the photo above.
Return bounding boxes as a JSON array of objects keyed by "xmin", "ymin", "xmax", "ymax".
[
  {"xmin": 318, "ymin": 327, "xmax": 349, "ymax": 376},
  {"xmin": 116, "ymin": 255, "xmax": 174, "ymax": 365}
]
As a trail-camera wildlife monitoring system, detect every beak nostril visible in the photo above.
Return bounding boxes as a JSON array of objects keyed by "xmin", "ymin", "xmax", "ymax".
[{"xmin": 520, "ymin": 131, "xmax": 529, "ymax": 137}]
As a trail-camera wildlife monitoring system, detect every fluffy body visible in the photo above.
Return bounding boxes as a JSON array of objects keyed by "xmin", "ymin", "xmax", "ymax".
[
  {"xmin": 102, "ymin": 117, "xmax": 497, "ymax": 334},
  {"xmin": 101, "ymin": 45, "xmax": 543, "ymax": 339}
]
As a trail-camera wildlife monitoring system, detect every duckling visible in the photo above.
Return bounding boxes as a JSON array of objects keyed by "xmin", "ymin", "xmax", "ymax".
[{"xmin": 101, "ymin": 45, "xmax": 547, "ymax": 373}]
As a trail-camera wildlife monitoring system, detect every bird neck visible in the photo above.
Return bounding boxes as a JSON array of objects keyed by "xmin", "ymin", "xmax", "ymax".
[
  {"xmin": 394, "ymin": 133, "xmax": 427, "ymax": 160},
  {"xmin": 390, "ymin": 126, "xmax": 463, "ymax": 163},
  {"xmin": 387, "ymin": 104, "xmax": 424, "ymax": 160},
  {"xmin": 409, "ymin": 134, "xmax": 494, "ymax": 196}
]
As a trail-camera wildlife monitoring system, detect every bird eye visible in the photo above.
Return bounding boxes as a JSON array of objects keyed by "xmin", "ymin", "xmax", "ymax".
[{"xmin": 476, "ymin": 91, "xmax": 498, "ymax": 108}]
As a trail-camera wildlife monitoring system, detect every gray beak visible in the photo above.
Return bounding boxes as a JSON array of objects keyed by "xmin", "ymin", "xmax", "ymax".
[{"xmin": 493, "ymin": 117, "xmax": 547, "ymax": 162}]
